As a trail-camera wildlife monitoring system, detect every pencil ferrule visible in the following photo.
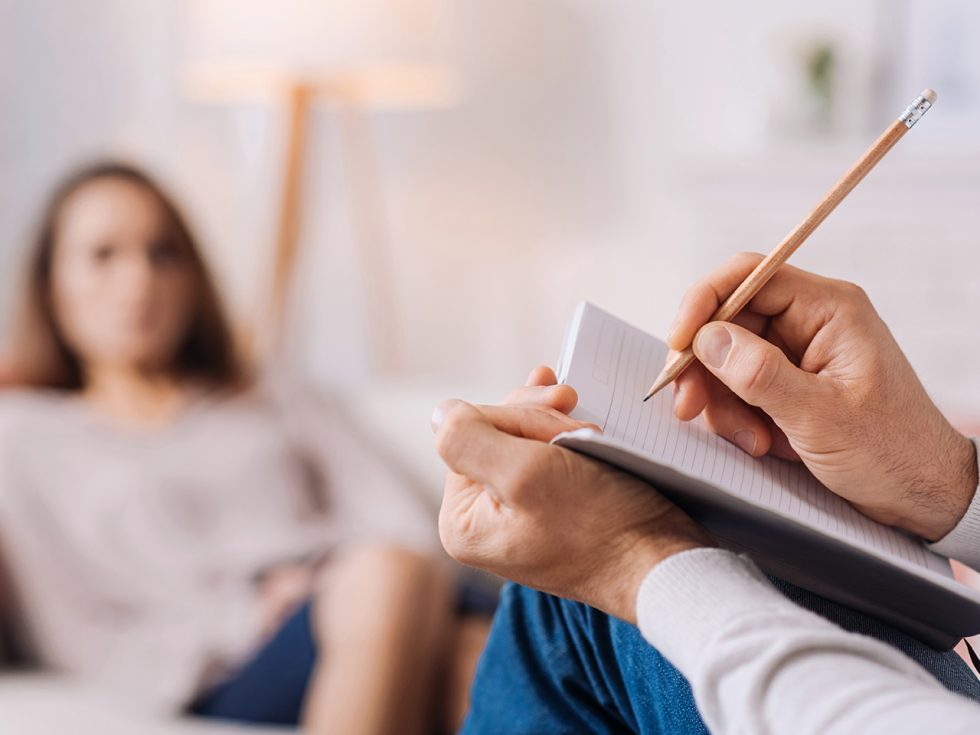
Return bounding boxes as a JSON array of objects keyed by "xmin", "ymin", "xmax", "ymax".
[{"xmin": 900, "ymin": 95, "xmax": 933, "ymax": 129}]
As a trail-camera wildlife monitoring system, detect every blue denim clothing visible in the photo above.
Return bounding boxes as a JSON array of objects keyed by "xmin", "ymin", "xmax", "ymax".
[
  {"xmin": 190, "ymin": 601, "xmax": 318, "ymax": 726},
  {"xmin": 189, "ymin": 578, "xmax": 499, "ymax": 728},
  {"xmin": 463, "ymin": 580, "xmax": 980, "ymax": 734}
]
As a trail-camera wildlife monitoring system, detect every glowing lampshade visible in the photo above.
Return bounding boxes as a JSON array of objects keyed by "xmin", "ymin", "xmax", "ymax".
[{"xmin": 181, "ymin": 0, "xmax": 457, "ymax": 107}]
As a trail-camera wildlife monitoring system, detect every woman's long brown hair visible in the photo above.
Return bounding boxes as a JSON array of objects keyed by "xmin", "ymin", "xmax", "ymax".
[{"xmin": 7, "ymin": 162, "xmax": 244, "ymax": 391}]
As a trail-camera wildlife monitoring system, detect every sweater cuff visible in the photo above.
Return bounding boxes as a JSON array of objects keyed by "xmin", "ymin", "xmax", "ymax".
[
  {"xmin": 635, "ymin": 548, "xmax": 791, "ymax": 677},
  {"xmin": 927, "ymin": 438, "xmax": 980, "ymax": 570}
]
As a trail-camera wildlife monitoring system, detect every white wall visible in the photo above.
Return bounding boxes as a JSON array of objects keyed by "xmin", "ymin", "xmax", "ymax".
[{"xmin": 2, "ymin": 0, "xmax": 979, "ymax": 415}]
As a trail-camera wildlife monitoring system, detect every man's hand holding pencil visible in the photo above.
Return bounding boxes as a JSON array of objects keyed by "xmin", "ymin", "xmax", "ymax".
[
  {"xmin": 669, "ymin": 253, "xmax": 977, "ymax": 542},
  {"xmin": 432, "ymin": 87, "xmax": 978, "ymax": 627}
]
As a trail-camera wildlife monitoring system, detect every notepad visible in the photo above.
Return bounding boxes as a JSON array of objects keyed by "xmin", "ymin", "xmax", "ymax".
[{"xmin": 553, "ymin": 302, "xmax": 980, "ymax": 648}]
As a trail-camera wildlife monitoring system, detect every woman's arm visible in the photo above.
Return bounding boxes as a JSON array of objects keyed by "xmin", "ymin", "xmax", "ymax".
[
  {"xmin": 638, "ymin": 548, "xmax": 980, "ymax": 735},
  {"xmin": 270, "ymin": 374, "xmax": 437, "ymax": 553}
]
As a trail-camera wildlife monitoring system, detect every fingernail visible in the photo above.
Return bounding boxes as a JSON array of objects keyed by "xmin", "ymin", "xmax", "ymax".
[
  {"xmin": 733, "ymin": 429, "xmax": 757, "ymax": 455},
  {"xmin": 431, "ymin": 399, "xmax": 461, "ymax": 432},
  {"xmin": 695, "ymin": 324, "xmax": 732, "ymax": 368}
]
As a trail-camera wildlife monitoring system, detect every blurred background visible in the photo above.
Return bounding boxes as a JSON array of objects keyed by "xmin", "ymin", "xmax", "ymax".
[
  {"xmin": 3, "ymin": 0, "xmax": 980, "ymax": 412},
  {"xmin": 1, "ymin": 1, "xmax": 980, "ymax": 731}
]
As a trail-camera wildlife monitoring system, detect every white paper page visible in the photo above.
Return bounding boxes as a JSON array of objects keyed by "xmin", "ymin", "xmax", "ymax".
[{"xmin": 557, "ymin": 302, "xmax": 952, "ymax": 578}]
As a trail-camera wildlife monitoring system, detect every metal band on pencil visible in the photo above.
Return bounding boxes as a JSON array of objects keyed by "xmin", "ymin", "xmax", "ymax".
[{"xmin": 900, "ymin": 89, "xmax": 936, "ymax": 129}]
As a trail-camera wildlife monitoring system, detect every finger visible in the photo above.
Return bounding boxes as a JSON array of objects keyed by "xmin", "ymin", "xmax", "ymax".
[
  {"xmin": 668, "ymin": 252, "xmax": 764, "ymax": 350},
  {"xmin": 673, "ymin": 309, "xmax": 789, "ymax": 424},
  {"xmin": 766, "ymin": 419, "xmax": 802, "ymax": 461},
  {"xmin": 673, "ymin": 359, "xmax": 710, "ymax": 421},
  {"xmin": 668, "ymin": 254, "xmax": 844, "ymax": 356},
  {"xmin": 526, "ymin": 365, "xmax": 558, "ymax": 387},
  {"xmin": 476, "ymin": 403, "xmax": 599, "ymax": 440},
  {"xmin": 701, "ymin": 384, "xmax": 774, "ymax": 457},
  {"xmin": 673, "ymin": 305, "xmax": 779, "ymax": 422},
  {"xmin": 731, "ymin": 308, "xmax": 768, "ymax": 337},
  {"xmin": 692, "ymin": 322, "xmax": 825, "ymax": 426},
  {"xmin": 503, "ymin": 383, "xmax": 578, "ymax": 414},
  {"xmin": 433, "ymin": 399, "xmax": 594, "ymax": 442},
  {"xmin": 674, "ymin": 350, "xmax": 802, "ymax": 459},
  {"xmin": 433, "ymin": 400, "xmax": 549, "ymax": 496}
]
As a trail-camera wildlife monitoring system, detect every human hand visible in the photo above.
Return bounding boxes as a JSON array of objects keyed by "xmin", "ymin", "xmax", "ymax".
[
  {"xmin": 669, "ymin": 252, "xmax": 978, "ymax": 541},
  {"xmin": 432, "ymin": 393, "xmax": 714, "ymax": 624},
  {"xmin": 257, "ymin": 564, "xmax": 315, "ymax": 638},
  {"xmin": 500, "ymin": 364, "xmax": 580, "ymax": 412}
]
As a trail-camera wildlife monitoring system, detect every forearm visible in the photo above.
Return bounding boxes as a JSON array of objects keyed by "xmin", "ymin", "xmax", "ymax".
[{"xmin": 636, "ymin": 549, "xmax": 980, "ymax": 735}]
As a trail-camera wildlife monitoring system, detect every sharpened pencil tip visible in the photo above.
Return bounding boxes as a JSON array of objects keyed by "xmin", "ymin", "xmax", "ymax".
[{"xmin": 642, "ymin": 370, "xmax": 673, "ymax": 402}]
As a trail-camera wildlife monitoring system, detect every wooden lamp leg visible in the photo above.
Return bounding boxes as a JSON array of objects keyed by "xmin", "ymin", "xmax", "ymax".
[{"xmin": 267, "ymin": 81, "xmax": 313, "ymax": 355}]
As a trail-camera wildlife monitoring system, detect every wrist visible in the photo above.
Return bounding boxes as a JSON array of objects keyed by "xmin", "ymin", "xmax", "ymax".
[
  {"xmin": 935, "ymin": 434, "xmax": 979, "ymax": 540},
  {"xmin": 605, "ymin": 525, "xmax": 716, "ymax": 625},
  {"xmin": 912, "ymin": 433, "xmax": 978, "ymax": 542}
]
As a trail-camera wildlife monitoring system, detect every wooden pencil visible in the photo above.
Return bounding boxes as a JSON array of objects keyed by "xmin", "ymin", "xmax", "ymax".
[{"xmin": 643, "ymin": 88, "xmax": 938, "ymax": 402}]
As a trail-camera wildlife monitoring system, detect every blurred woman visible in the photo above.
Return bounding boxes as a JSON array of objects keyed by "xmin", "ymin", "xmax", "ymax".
[{"xmin": 0, "ymin": 163, "xmax": 482, "ymax": 734}]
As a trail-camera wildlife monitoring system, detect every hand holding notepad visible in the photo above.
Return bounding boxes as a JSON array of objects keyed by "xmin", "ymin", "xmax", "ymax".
[
  {"xmin": 553, "ymin": 302, "xmax": 980, "ymax": 648},
  {"xmin": 662, "ymin": 254, "xmax": 979, "ymax": 543},
  {"xmin": 434, "ymin": 88, "xmax": 980, "ymax": 649},
  {"xmin": 432, "ymin": 376, "xmax": 716, "ymax": 625}
]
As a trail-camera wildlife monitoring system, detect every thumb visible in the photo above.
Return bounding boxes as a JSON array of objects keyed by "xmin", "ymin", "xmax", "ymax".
[{"xmin": 692, "ymin": 322, "xmax": 821, "ymax": 420}]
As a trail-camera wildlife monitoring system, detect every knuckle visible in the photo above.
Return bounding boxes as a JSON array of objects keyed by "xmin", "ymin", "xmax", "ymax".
[
  {"xmin": 679, "ymin": 279, "xmax": 707, "ymax": 307},
  {"xmin": 832, "ymin": 281, "xmax": 878, "ymax": 327},
  {"xmin": 732, "ymin": 250, "xmax": 764, "ymax": 266},
  {"xmin": 501, "ymin": 388, "xmax": 522, "ymax": 405},
  {"xmin": 515, "ymin": 405, "xmax": 540, "ymax": 434},
  {"xmin": 540, "ymin": 405, "xmax": 566, "ymax": 422},
  {"xmin": 507, "ymin": 468, "xmax": 535, "ymax": 501},
  {"xmin": 738, "ymin": 346, "xmax": 781, "ymax": 398},
  {"xmin": 836, "ymin": 280, "xmax": 870, "ymax": 307},
  {"xmin": 680, "ymin": 280, "xmax": 719, "ymax": 320},
  {"xmin": 679, "ymin": 253, "xmax": 764, "ymax": 317},
  {"xmin": 433, "ymin": 406, "xmax": 467, "ymax": 459},
  {"xmin": 506, "ymin": 450, "xmax": 544, "ymax": 501}
]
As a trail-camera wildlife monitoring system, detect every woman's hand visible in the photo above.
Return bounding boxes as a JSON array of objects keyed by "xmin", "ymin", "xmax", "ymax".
[
  {"xmin": 257, "ymin": 564, "xmax": 315, "ymax": 638},
  {"xmin": 432, "ymin": 369, "xmax": 714, "ymax": 624},
  {"xmin": 669, "ymin": 253, "xmax": 977, "ymax": 541}
]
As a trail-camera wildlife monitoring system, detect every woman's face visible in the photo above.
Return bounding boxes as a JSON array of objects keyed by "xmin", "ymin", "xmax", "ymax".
[{"xmin": 50, "ymin": 177, "xmax": 198, "ymax": 375}]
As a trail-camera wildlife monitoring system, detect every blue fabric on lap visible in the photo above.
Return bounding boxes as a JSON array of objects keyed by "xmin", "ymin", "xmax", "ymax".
[
  {"xmin": 463, "ymin": 583, "xmax": 707, "ymax": 734},
  {"xmin": 190, "ymin": 600, "xmax": 318, "ymax": 726},
  {"xmin": 463, "ymin": 580, "xmax": 980, "ymax": 734}
]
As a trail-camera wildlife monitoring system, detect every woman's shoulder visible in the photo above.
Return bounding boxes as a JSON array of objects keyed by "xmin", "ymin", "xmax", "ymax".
[
  {"xmin": 0, "ymin": 388, "xmax": 78, "ymax": 430},
  {"xmin": 0, "ymin": 390, "xmax": 68, "ymax": 472}
]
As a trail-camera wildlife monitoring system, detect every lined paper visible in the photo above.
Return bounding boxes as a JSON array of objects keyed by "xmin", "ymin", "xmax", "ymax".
[{"xmin": 558, "ymin": 302, "xmax": 952, "ymax": 577}]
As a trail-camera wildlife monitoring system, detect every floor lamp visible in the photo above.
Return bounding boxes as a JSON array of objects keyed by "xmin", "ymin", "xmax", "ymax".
[{"xmin": 181, "ymin": 0, "xmax": 458, "ymax": 372}]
